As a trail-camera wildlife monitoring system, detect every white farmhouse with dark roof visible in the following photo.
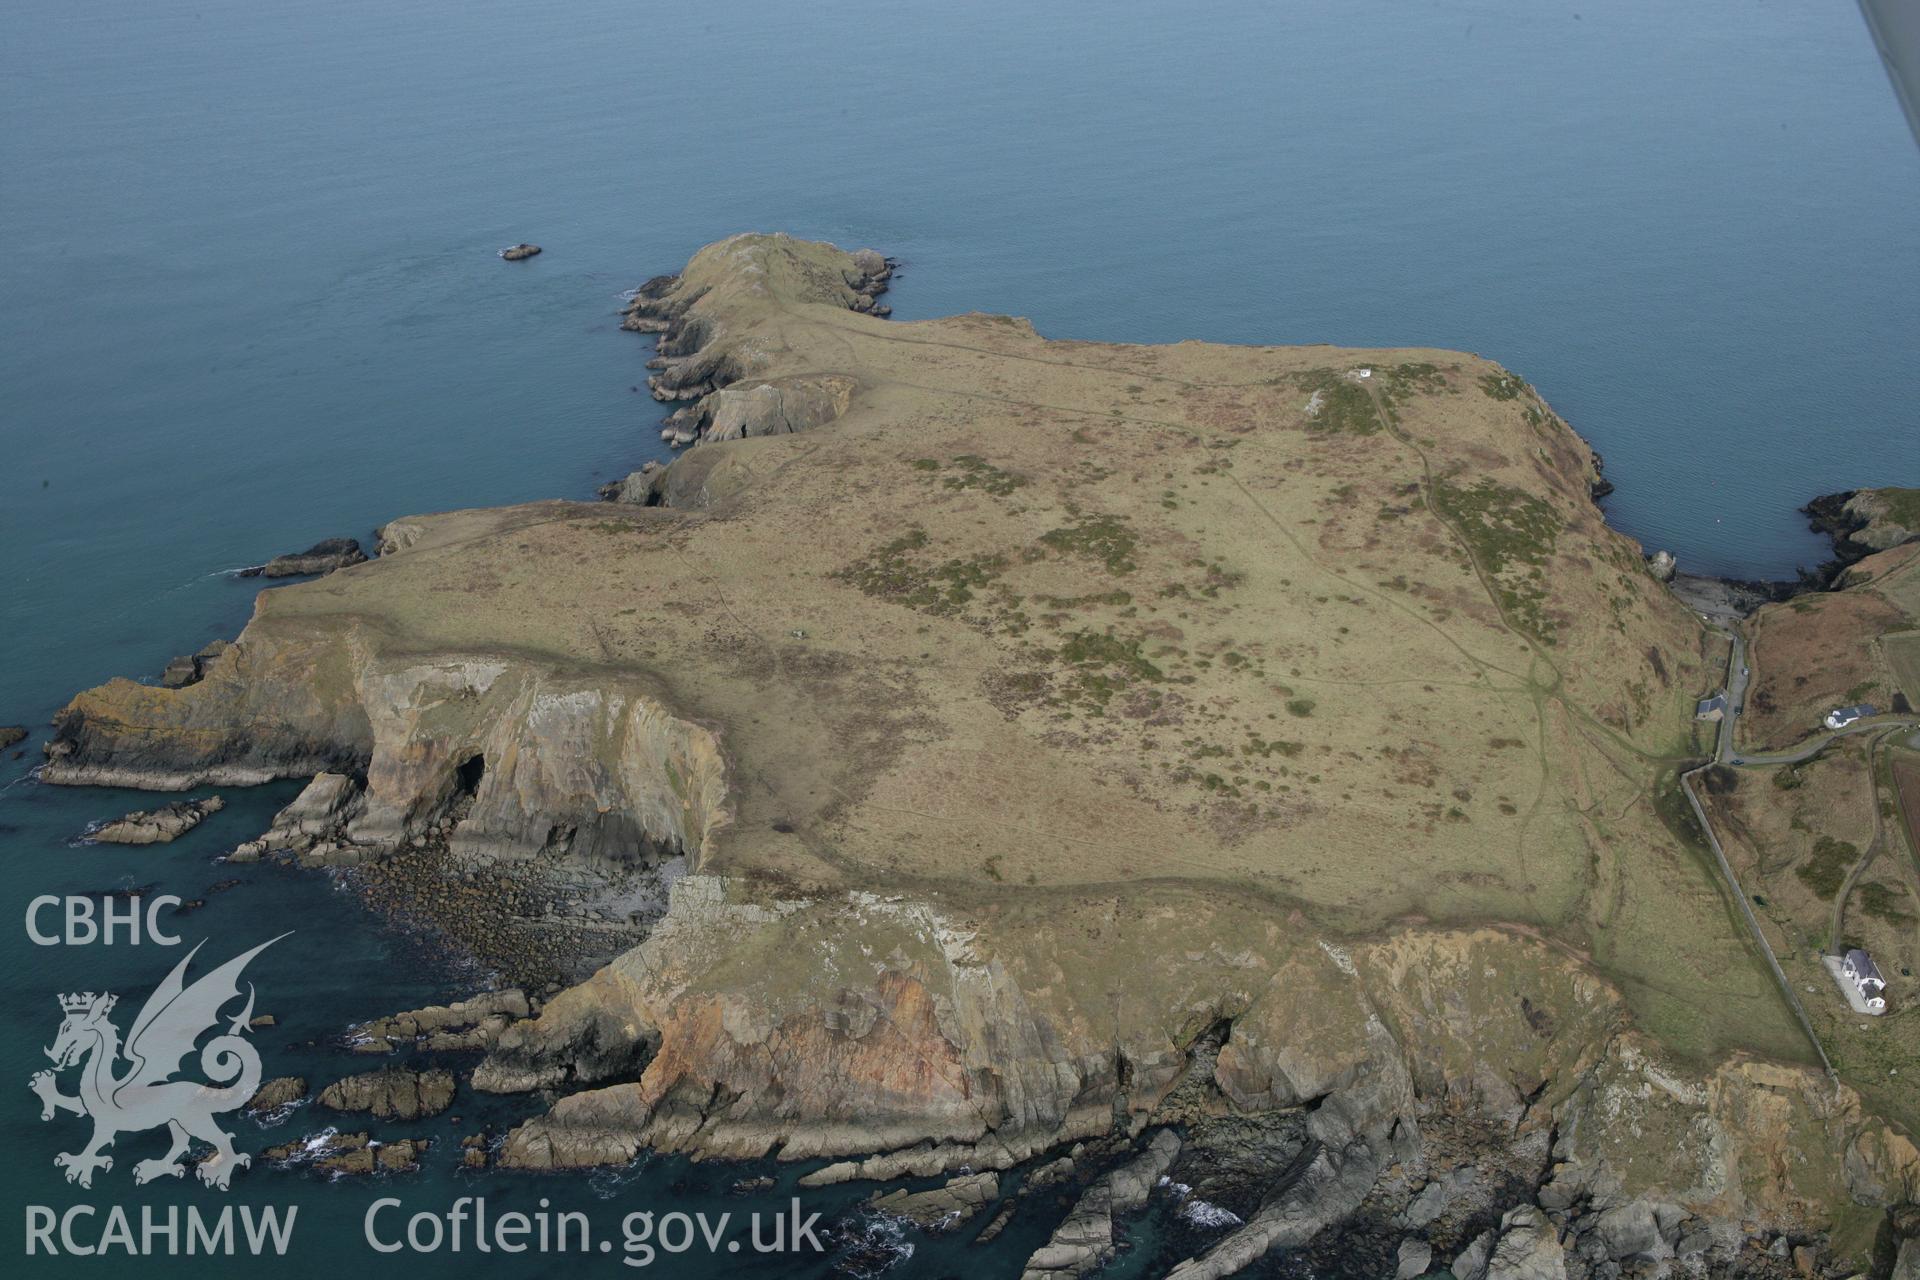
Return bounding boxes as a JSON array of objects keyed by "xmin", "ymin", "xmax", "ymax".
[
  {"xmin": 1824, "ymin": 703, "xmax": 1877, "ymax": 730},
  {"xmin": 1842, "ymin": 948, "xmax": 1888, "ymax": 1013}
]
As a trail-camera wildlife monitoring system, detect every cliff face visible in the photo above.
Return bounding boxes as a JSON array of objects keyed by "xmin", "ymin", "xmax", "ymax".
[
  {"xmin": 42, "ymin": 234, "xmax": 1915, "ymax": 1269},
  {"xmin": 46, "ymin": 582, "xmax": 730, "ymax": 870},
  {"xmin": 479, "ymin": 886, "xmax": 1614, "ymax": 1168},
  {"xmin": 477, "ymin": 876, "xmax": 1915, "ymax": 1265}
]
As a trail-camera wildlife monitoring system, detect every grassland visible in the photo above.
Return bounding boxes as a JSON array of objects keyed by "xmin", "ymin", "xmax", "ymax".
[
  {"xmin": 1886, "ymin": 630, "xmax": 1920, "ymax": 707},
  {"xmin": 77, "ymin": 234, "xmax": 1804, "ymax": 1069}
]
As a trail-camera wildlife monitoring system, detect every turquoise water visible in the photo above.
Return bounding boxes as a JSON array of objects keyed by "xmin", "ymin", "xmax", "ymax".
[{"xmin": 2, "ymin": 0, "xmax": 1917, "ymax": 1275}]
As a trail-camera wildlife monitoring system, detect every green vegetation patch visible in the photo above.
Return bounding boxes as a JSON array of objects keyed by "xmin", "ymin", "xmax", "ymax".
[
  {"xmin": 919, "ymin": 454, "xmax": 1028, "ymax": 497},
  {"xmin": 1871, "ymin": 487, "xmax": 1920, "ymax": 529},
  {"xmin": 1040, "ymin": 513, "xmax": 1138, "ymax": 574},
  {"xmin": 1289, "ymin": 370, "xmax": 1379, "ymax": 435},
  {"xmin": 1794, "ymin": 835, "xmax": 1859, "ymax": 900},
  {"xmin": 1054, "ymin": 628, "xmax": 1164, "ymax": 710},
  {"xmin": 1429, "ymin": 477, "xmax": 1563, "ymax": 644},
  {"xmin": 1861, "ymin": 882, "xmax": 1916, "ymax": 926},
  {"xmin": 1378, "ymin": 362, "xmax": 1452, "ymax": 404},
  {"xmin": 834, "ymin": 527, "xmax": 1011, "ymax": 616},
  {"xmin": 1478, "ymin": 371, "xmax": 1529, "ymax": 401}
]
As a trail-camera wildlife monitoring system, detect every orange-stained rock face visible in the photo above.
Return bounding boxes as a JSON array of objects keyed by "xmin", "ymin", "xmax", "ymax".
[{"xmin": 629, "ymin": 971, "xmax": 979, "ymax": 1142}]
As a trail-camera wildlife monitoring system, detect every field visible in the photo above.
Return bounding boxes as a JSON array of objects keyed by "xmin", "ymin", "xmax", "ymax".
[{"xmin": 1886, "ymin": 630, "xmax": 1920, "ymax": 708}]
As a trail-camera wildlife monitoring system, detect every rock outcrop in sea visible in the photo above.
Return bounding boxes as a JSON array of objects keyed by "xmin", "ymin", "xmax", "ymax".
[
  {"xmin": 316, "ymin": 1066, "xmax": 455, "ymax": 1120},
  {"xmin": 87, "ymin": 795, "xmax": 224, "ymax": 844},
  {"xmin": 264, "ymin": 1130, "xmax": 429, "ymax": 1175}
]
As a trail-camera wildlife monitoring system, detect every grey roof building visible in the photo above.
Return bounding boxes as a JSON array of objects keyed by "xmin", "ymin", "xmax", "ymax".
[{"xmin": 1843, "ymin": 948, "xmax": 1888, "ymax": 1013}]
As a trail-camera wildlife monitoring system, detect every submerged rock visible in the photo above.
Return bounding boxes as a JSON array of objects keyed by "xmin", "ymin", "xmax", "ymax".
[
  {"xmin": 239, "ymin": 537, "xmax": 368, "ymax": 579},
  {"xmin": 90, "ymin": 796, "xmax": 224, "ymax": 844},
  {"xmin": 0, "ymin": 725, "xmax": 26, "ymax": 750},
  {"xmin": 500, "ymin": 243, "xmax": 542, "ymax": 261}
]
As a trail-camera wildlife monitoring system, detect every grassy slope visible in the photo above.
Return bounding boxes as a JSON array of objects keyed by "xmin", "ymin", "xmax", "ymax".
[{"xmin": 1741, "ymin": 543, "xmax": 1920, "ymax": 751}]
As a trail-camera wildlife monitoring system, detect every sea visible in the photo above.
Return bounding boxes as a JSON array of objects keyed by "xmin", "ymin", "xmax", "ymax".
[{"xmin": 2, "ymin": 1, "xmax": 1916, "ymax": 1276}]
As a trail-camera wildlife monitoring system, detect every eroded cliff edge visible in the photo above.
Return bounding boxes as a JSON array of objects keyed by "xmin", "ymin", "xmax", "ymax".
[{"xmin": 43, "ymin": 235, "xmax": 1919, "ymax": 1272}]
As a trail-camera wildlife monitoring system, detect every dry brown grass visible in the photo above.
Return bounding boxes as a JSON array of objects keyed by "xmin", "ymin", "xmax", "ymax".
[{"xmin": 84, "ymin": 235, "xmax": 1804, "ymax": 1064}]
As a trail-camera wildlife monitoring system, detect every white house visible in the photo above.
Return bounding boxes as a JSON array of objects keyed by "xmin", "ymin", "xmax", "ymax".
[
  {"xmin": 1843, "ymin": 949, "xmax": 1888, "ymax": 1013},
  {"xmin": 1824, "ymin": 704, "xmax": 1877, "ymax": 730}
]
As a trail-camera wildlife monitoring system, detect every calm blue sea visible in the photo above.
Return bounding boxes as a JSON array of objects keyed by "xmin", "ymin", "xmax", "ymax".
[{"xmin": 2, "ymin": 1, "xmax": 1916, "ymax": 1275}]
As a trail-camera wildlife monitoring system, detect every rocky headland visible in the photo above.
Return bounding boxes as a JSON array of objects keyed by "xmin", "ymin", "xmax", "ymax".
[
  {"xmin": 238, "ymin": 536, "xmax": 368, "ymax": 579},
  {"xmin": 40, "ymin": 234, "xmax": 1920, "ymax": 1275},
  {"xmin": 1807, "ymin": 489, "xmax": 1920, "ymax": 566}
]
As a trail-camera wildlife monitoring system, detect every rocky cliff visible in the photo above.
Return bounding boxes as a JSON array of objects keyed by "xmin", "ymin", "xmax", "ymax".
[
  {"xmin": 42, "ymin": 234, "xmax": 1917, "ymax": 1272},
  {"xmin": 1807, "ymin": 488, "xmax": 1920, "ymax": 564}
]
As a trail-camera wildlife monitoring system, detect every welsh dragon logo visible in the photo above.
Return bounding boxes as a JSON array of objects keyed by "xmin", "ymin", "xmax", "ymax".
[{"xmin": 29, "ymin": 935, "xmax": 286, "ymax": 1190}]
